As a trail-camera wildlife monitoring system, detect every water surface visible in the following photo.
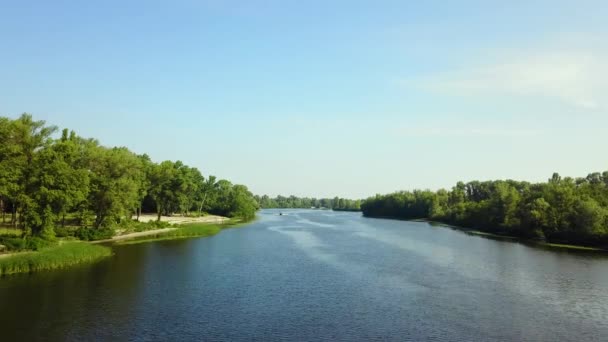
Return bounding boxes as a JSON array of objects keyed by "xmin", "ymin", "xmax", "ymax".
[{"xmin": 1, "ymin": 209, "xmax": 607, "ymax": 341}]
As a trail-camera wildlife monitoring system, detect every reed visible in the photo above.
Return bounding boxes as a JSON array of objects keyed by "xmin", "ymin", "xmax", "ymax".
[{"xmin": 0, "ymin": 242, "xmax": 112, "ymax": 276}]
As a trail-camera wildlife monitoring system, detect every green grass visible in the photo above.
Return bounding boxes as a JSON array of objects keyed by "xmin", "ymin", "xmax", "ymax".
[
  {"xmin": 0, "ymin": 228, "xmax": 22, "ymax": 237},
  {"xmin": 0, "ymin": 242, "xmax": 112, "ymax": 276},
  {"xmin": 117, "ymin": 223, "xmax": 223, "ymax": 245}
]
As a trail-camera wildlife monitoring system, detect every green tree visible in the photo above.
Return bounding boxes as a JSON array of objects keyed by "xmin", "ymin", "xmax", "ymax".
[{"xmin": 87, "ymin": 146, "xmax": 143, "ymax": 228}]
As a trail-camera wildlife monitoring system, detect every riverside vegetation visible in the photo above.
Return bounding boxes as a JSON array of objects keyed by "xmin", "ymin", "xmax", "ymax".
[
  {"xmin": 256, "ymin": 195, "xmax": 362, "ymax": 211},
  {"xmin": 0, "ymin": 114, "xmax": 258, "ymax": 275},
  {"xmin": 115, "ymin": 221, "xmax": 240, "ymax": 245},
  {"xmin": 361, "ymin": 172, "xmax": 608, "ymax": 248}
]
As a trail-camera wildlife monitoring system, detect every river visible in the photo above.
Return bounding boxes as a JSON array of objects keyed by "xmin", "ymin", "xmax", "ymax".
[{"xmin": 1, "ymin": 209, "xmax": 607, "ymax": 341}]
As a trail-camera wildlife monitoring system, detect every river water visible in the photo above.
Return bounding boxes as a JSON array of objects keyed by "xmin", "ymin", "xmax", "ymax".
[{"xmin": 1, "ymin": 209, "xmax": 607, "ymax": 341}]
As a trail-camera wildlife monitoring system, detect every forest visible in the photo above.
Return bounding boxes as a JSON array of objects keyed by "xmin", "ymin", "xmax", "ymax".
[
  {"xmin": 255, "ymin": 195, "xmax": 361, "ymax": 211},
  {"xmin": 361, "ymin": 173, "xmax": 608, "ymax": 246},
  {"xmin": 0, "ymin": 114, "xmax": 258, "ymax": 246}
]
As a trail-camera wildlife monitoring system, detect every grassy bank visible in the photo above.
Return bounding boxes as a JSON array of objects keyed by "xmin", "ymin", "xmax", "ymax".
[
  {"xmin": 0, "ymin": 218, "xmax": 247, "ymax": 276},
  {"xmin": 0, "ymin": 242, "xmax": 112, "ymax": 276},
  {"xmin": 116, "ymin": 220, "xmax": 242, "ymax": 245}
]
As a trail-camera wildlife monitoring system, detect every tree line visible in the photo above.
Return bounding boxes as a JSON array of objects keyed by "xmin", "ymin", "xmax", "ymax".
[
  {"xmin": 361, "ymin": 172, "xmax": 608, "ymax": 246},
  {"xmin": 0, "ymin": 114, "xmax": 258, "ymax": 239},
  {"xmin": 255, "ymin": 195, "xmax": 361, "ymax": 211}
]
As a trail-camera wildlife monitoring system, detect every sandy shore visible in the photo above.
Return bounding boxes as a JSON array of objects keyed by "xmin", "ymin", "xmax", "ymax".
[
  {"xmin": 94, "ymin": 214, "xmax": 231, "ymax": 243},
  {"xmin": 134, "ymin": 214, "xmax": 229, "ymax": 225}
]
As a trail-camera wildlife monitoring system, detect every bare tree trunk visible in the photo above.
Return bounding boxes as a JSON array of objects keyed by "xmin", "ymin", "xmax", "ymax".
[
  {"xmin": 137, "ymin": 206, "xmax": 141, "ymax": 221},
  {"xmin": 62, "ymin": 214, "xmax": 66, "ymax": 227},
  {"xmin": 95, "ymin": 213, "xmax": 104, "ymax": 229},
  {"xmin": 199, "ymin": 193, "xmax": 208, "ymax": 214},
  {"xmin": 157, "ymin": 204, "xmax": 162, "ymax": 222},
  {"xmin": 0, "ymin": 198, "xmax": 4, "ymax": 224}
]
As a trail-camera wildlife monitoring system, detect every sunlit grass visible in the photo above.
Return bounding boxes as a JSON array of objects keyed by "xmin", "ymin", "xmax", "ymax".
[
  {"xmin": 0, "ymin": 228, "xmax": 22, "ymax": 237},
  {"xmin": 0, "ymin": 242, "xmax": 112, "ymax": 276},
  {"xmin": 117, "ymin": 223, "xmax": 222, "ymax": 245}
]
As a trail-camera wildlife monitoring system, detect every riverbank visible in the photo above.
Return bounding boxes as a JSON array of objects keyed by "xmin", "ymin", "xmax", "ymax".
[
  {"xmin": 365, "ymin": 215, "xmax": 608, "ymax": 252},
  {"xmin": 0, "ymin": 242, "xmax": 112, "ymax": 276},
  {"xmin": 116, "ymin": 223, "xmax": 222, "ymax": 245},
  {"xmin": 92, "ymin": 228, "xmax": 178, "ymax": 244},
  {"xmin": 0, "ymin": 215, "xmax": 240, "ymax": 277}
]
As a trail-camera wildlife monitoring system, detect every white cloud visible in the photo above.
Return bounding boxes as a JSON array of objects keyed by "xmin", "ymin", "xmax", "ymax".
[{"xmin": 405, "ymin": 49, "xmax": 608, "ymax": 110}]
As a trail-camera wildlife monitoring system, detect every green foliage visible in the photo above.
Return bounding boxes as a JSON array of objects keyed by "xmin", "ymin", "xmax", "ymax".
[
  {"xmin": 118, "ymin": 223, "xmax": 223, "ymax": 245},
  {"xmin": 361, "ymin": 172, "xmax": 608, "ymax": 247},
  {"xmin": 0, "ymin": 113, "xmax": 259, "ymax": 241},
  {"xmin": 0, "ymin": 236, "xmax": 56, "ymax": 252},
  {"xmin": 87, "ymin": 146, "xmax": 143, "ymax": 228},
  {"xmin": 0, "ymin": 242, "xmax": 112, "ymax": 276},
  {"xmin": 120, "ymin": 219, "xmax": 174, "ymax": 233},
  {"xmin": 75, "ymin": 227, "xmax": 115, "ymax": 241},
  {"xmin": 255, "ymin": 195, "xmax": 361, "ymax": 211},
  {"xmin": 161, "ymin": 223, "xmax": 222, "ymax": 238},
  {"xmin": 25, "ymin": 237, "xmax": 56, "ymax": 251},
  {"xmin": 54, "ymin": 226, "xmax": 75, "ymax": 238},
  {"xmin": 0, "ymin": 228, "xmax": 22, "ymax": 237},
  {"xmin": 0, "ymin": 237, "xmax": 27, "ymax": 251}
]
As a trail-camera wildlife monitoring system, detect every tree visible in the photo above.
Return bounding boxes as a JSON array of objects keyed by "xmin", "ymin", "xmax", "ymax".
[
  {"xmin": 9, "ymin": 114, "xmax": 57, "ymax": 232},
  {"xmin": 148, "ymin": 161, "xmax": 178, "ymax": 221},
  {"xmin": 199, "ymin": 175, "xmax": 219, "ymax": 214},
  {"xmin": 87, "ymin": 146, "xmax": 143, "ymax": 228},
  {"xmin": 26, "ymin": 132, "xmax": 90, "ymax": 234}
]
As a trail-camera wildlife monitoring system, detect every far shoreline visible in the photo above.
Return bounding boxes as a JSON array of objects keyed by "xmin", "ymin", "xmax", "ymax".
[{"xmin": 362, "ymin": 215, "xmax": 608, "ymax": 252}]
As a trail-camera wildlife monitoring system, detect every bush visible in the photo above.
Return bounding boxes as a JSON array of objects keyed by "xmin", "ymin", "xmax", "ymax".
[
  {"xmin": 0, "ymin": 236, "xmax": 58, "ymax": 252},
  {"xmin": 75, "ymin": 227, "xmax": 115, "ymax": 241},
  {"xmin": 54, "ymin": 226, "xmax": 75, "ymax": 238},
  {"xmin": 25, "ymin": 237, "xmax": 56, "ymax": 251},
  {"xmin": 121, "ymin": 219, "xmax": 174, "ymax": 233},
  {"xmin": 0, "ymin": 237, "xmax": 27, "ymax": 251},
  {"xmin": 145, "ymin": 220, "xmax": 173, "ymax": 229}
]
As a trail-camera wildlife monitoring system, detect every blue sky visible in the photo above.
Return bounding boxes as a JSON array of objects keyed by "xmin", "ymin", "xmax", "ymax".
[{"xmin": 1, "ymin": 0, "xmax": 607, "ymax": 198}]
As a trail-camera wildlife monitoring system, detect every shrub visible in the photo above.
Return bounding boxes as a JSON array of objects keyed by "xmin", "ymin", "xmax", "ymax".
[
  {"xmin": 25, "ymin": 237, "xmax": 56, "ymax": 251},
  {"xmin": 122, "ymin": 220, "xmax": 174, "ymax": 233},
  {"xmin": 1, "ymin": 237, "xmax": 27, "ymax": 251},
  {"xmin": 75, "ymin": 227, "xmax": 115, "ymax": 241},
  {"xmin": 54, "ymin": 226, "xmax": 75, "ymax": 238}
]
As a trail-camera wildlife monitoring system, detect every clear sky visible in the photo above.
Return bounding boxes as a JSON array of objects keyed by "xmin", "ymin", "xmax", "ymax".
[{"xmin": 1, "ymin": 0, "xmax": 607, "ymax": 198}]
